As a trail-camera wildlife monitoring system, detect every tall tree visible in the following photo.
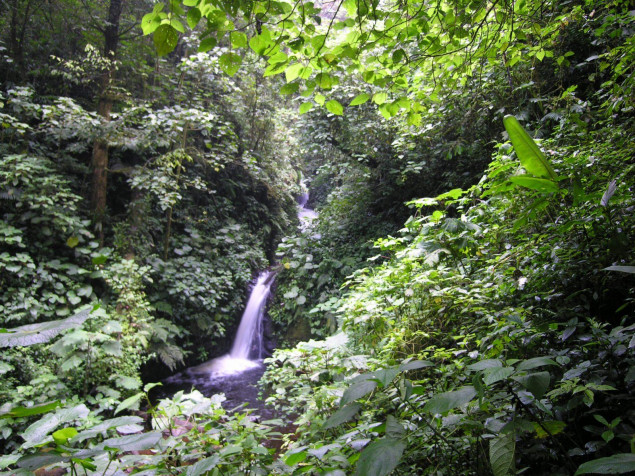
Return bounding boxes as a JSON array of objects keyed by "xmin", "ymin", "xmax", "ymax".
[{"xmin": 91, "ymin": 0, "xmax": 124, "ymax": 243}]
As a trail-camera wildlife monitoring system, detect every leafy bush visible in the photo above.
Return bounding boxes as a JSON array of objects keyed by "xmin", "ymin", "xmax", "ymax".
[{"xmin": 262, "ymin": 120, "xmax": 635, "ymax": 475}]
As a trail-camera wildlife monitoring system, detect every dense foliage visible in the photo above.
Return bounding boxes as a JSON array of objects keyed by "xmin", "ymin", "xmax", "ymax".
[{"xmin": 1, "ymin": 0, "xmax": 634, "ymax": 474}]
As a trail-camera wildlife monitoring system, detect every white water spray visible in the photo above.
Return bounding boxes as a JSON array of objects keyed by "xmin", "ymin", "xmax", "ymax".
[
  {"xmin": 186, "ymin": 270, "xmax": 274, "ymax": 378},
  {"xmin": 230, "ymin": 271, "xmax": 273, "ymax": 360}
]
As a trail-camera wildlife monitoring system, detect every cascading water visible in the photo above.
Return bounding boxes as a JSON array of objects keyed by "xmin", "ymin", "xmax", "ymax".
[
  {"xmin": 230, "ymin": 270, "xmax": 274, "ymax": 360},
  {"xmin": 160, "ymin": 270, "xmax": 277, "ymax": 414},
  {"xmin": 160, "ymin": 184, "xmax": 317, "ymax": 414},
  {"xmin": 183, "ymin": 270, "xmax": 275, "ymax": 378}
]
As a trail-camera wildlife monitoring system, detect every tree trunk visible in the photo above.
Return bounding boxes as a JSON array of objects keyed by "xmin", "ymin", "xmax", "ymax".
[{"xmin": 91, "ymin": 0, "xmax": 124, "ymax": 243}]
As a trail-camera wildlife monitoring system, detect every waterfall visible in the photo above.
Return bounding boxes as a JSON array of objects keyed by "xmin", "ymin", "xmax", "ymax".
[
  {"xmin": 184, "ymin": 271, "xmax": 274, "ymax": 378},
  {"xmin": 230, "ymin": 271, "xmax": 274, "ymax": 360},
  {"xmin": 180, "ymin": 183, "xmax": 316, "ymax": 381}
]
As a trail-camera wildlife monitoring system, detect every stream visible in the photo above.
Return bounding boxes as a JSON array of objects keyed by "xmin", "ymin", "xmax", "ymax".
[{"xmin": 158, "ymin": 187, "xmax": 317, "ymax": 418}]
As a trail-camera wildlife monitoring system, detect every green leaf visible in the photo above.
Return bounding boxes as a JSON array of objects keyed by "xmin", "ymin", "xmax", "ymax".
[
  {"xmin": 483, "ymin": 367, "xmax": 514, "ymax": 386},
  {"xmin": 398, "ymin": 360, "xmax": 434, "ymax": 371},
  {"xmin": 285, "ymin": 63, "xmax": 303, "ymax": 82},
  {"xmin": 218, "ymin": 52, "xmax": 242, "ymax": 76},
  {"xmin": 22, "ymin": 404, "xmax": 89, "ymax": 449},
  {"xmin": 0, "ymin": 454, "xmax": 20, "ymax": 470},
  {"xmin": 96, "ymin": 432, "xmax": 162, "ymax": 452},
  {"xmin": 316, "ymin": 73, "xmax": 335, "ymax": 89},
  {"xmin": 326, "ymin": 100, "xmax": 343, "ymax": 115},
  {"xmin": 323, "ymin": 403, "xmax": 361, "ymax": 429},
  {"xmin": 436, "ymin": 188, "xmax": 465, "ymax": 200},
  {"xmin": 230, "ymin": 31, "xmax": 247, "ymax": 48},
  {"xmin": 114, "ymin": 392, "xmax": 144, "ymax": 415},
  {"xmin": 198, "ymin": 37, "xmax": 217, "ymax": 53},
  {"xmin": 280, "ymin": 82, "xmax": 299, "ymax": 95},
  {"xmin": 249, "ymin": 30, "xmax": 272, "ymax": 55},
  {"xmin": 385, "ymin": 415, "xmax": 405, "ymax": 438},
  {"xmin": 468, "ymin": 359, "xmax": 503, "ymax": 371},
  {"xmin": 115, "ymin": 375, "xmax": 141, "ymax": 390},
  {"xmin": 1, "ymin": 401, "xmax": 61, "ymax": 419},
  {"xmin": 92, "ymin": 255, "xmax": 108, "ymax": 265},
  {"xmin": 423, "ymin": 386, "xmax": 477, "ymax": 415},
  {"xmin": 0, "ymin": 308, "xmax": 91, "ymax": 348},
  {"xmin": 354, "ymin": 438, "xmax": 406, "ymax": 476},
  {"xmin": 372, "ymin": 367, "xmax": 400, "ymax": 387},
  {"xmin": 407, "ymin": 112, "xmax": 422, "ymax": 126},
  {"xmin": 509, "ymin": 175, "xmax": 558, "ymax": 193},
  {"xmin": 186, "ymin": 8, "xmax": 201, "ymax": 29},
  {"xmin": 66, "ymin": 236, "xmax": 79, "ymax": 248},
  {"xmin": 17, "ymin": 453, "xmax": 68, "ymax": 471},
  {"xmin": 141, "ymin": 13, "xmax": 161, "ymax": 35},
  {"xmin": 603, "ymin": 266, "xmax": 635, "ymax": 274},
  {"xmin": 574, "ymin": 454, "xmax": 635, "ymax": 475},
  {"xmin": 533, "ymin": 420, "xmax": 567, "ymax": 438},
  {"xmin": 52, "ymin": 427, "xmax": 78, "ymax": 446},
  {"xmin": 299, "ymin": 102, "xmax": 314, "ymax": 114},
  {"xmin": 61, "ymin": 354, "xmax": 84, "ymax": 371},
  {"xmin": 349, "ymin": 93, "xmax": 370, "ymax": 106},
  {"xmin": 144, "ymin": 382, "xmax": 162, "ymax": 393},
  {"xmin": 170, "ymin": 18, "xmax": 185, "ymax": 33},
  {"xmin": 340, "ymin": 374, "xmax": 378, "ymax": 406},
  {"xmin": 516, "ymin": 357, "xmax": 559, "ymax": 371},
  {"xmin": 0, "ymin": 361, "xmax": 13, "ymax": 375},
  {"xmin": 153, "ymin": 24, "xmax": 179, "ymax": 56},
  {"xmin": 513, "ymin": 371, "xmax": 550, "ymax": 399},
  {"xmin": 503, "ymin": 115, "xmax": 558, "ymax": 180},
  {"xmin": 187, "ymin": 455, "xmax": 221, "ymax": 476},
  {"xmin": 373, "ymin": 92, "xmax": 388, "ymax": 105},
  {"xmin": 285, "ymin": 450, "xmax": 308, "ymax": 466},
  {"xmin": 490, "ymin": 432, "xmax": 515, "ymax": 476}
]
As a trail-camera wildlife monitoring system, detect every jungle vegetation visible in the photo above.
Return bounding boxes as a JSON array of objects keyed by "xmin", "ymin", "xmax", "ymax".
[{"xmin": 0, "ymin": 0, "xmax": 633, "ymax": 474}]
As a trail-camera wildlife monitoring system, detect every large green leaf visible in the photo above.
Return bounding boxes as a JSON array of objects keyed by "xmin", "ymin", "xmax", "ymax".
[
  {"xmin": 219, "ymin": 52, "xmax": 242, "ymax": 76},
  {"xmin": 198, "ymin": 37, "xmax": 217, "ymax": 53},
  {"xmin": 187, "ymin": 455, "xmax": 221, "ymax": 476},
  {"xmin": 94, "ymin": 431, "xmax": 163, "ymax": 452},
  {"xmin": 153, "ymin": 24, "xmax": 179, "ymax": 56},
  {"xmin": 323, "ymin": 403, "xmax": 361, "ymax": 429},
  {"xmin": 326, "ymin": 100, "xmax": 344, "ymax": 115},
  {"xmin": 354, "ymin": 438, "xmax": 406, "ymax": 476},
  {"xmin": 141, "ymin": 12, "xmax": 161, "ymax": 35},
  {"xmin": 513, "ymin": 371, "xmax": 550, "ymax": 399},
  {"xmin": 423, "ymin": 386, "xmax": 477, "ymax": 415},
  {"xmin": 340, "ymin": 374, "xmax": 378, "ymax": 406},
  {"xmin": 503, "ymin": 115, "xmax": 558, "ymax": 180},
  {"xmin": 509, "ymin": 175, "xmax": 559, "ymax": 193},
  {"xmin": 299, "ymin": 102, "xmax": 314, "ymax": 114},
  {"xmin": 574, "ymin": 454, "xmax": 635, "ymax": 475},
  {"xmin": 483, "ymin": 367, "xmax": 514, "ymax": 386},
  {"xmin": 372, "ymin": 366, "xmax": 400, "ymax": 387},
  {"xmin": 468, "ymin": 359, "xmax": 503, "ymax": 371},
  {"xmin": 17, "ymin": 453, "xmax": 68, "ymax": 471},
  {"xmin": 0, "ymin": 401, "xmax": 61, "ymax": 419},
  {"xmin": 398, "ymin": 360, "xmax": 434, "ymax": 371},
  {"xmin": 114, "ymin": 392, "xmax": 144, "ymax": 415},
  {"xmin": 516, "ymin": 357, "xmax": 559, "ymax": 371},
  {"xmin": 22, "ymin": 404, "xmax": 89, "ymax": 449},
  {"xmin": 349, "ymin": 93, "xmax": 370, "ymax": 106},
  {"xmin": 52, "ymin": 427, "xmax": 78, "ymax": 446},
  {"xmin": 186, "ymin": 7, "xmax": 201, "ymax": 29},
  {"xmin": 0, "ymin": 307, "xmax": 91, "ymax": 348},
  {"xmin": 490, "ymin": 432, "xmax": 515, "ymax": 476},
  {"xmin": 249, "ymin": 30, "xmax": 272, "ymax": 55}
]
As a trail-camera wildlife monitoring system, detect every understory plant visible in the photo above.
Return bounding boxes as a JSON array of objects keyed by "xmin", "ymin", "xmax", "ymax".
[{"xmin": 261, "ymin": 119, "xmax": 635, "ymax": 475}]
